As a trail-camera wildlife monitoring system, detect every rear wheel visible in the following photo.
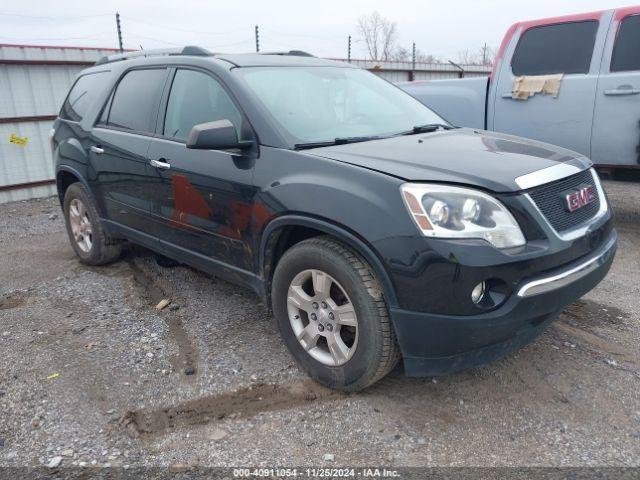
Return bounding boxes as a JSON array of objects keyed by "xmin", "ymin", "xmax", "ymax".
[
  {"xmin": 63, "ymin": 182, "xmax": 122, "ymax": 265},
  {"xmin": 272, "ymin": 236, "xmax": 400, "ymax": 391}
]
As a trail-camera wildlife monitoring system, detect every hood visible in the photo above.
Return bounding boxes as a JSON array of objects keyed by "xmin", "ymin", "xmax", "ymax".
[{"xmin": 306, "ymin": 128, "xmax": 592, "ymax": 192}]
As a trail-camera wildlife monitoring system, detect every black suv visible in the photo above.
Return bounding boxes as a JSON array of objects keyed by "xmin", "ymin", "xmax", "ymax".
[{"xmin": 52, "ymin": 47, "xmax": 617, "ymax": 391}]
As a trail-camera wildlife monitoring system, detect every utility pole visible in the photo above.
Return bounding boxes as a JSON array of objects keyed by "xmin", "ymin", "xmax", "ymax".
[
  {"xmin": 255, "ymin": 25, "xmax": 260, "ymax": 53},
  {"xmin": 347, "ymin": 35, "xmax": 351, "ymax": 63},
  {"xmin": 411, "ymin": 42, "xmax": 416, "ymax": 81},
  {"xmin": 115, "ymin": 12, "xmax": 123, "ymax": 52}
]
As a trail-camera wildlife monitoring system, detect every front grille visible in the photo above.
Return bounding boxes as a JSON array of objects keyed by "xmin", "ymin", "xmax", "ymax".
[{"xmin": 528, "ymin": 169, "xmax": 600, "ymax": 233}]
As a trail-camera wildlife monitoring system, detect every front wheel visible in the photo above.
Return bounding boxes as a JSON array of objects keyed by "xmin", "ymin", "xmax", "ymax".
[{"xmin": 271, "ymin": 236, "xmax": 400, "ymax": 391}]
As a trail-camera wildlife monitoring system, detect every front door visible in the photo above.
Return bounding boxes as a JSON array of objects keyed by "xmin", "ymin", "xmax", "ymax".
[
  {"xmin": 146, "ymin": 68, "xmax": 257, "ymax": 280},
  {"xmin": 491, "ymin": 16, "xmax": 610, "ymax": 158},
  {"xmin": 591, "ymin": 11, "xmax": 640, "ymax": 167},
  {"xmin": 90, "ymin": 67, "xmax": 168, "ymax": 235}
]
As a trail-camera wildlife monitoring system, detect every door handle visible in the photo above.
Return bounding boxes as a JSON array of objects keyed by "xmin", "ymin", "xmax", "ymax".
[
  {"xmin": 90, "ymin": 145, "xmax": 104, "ymax": 154},
  {"xmin": 604, "ymin": 87, "xmax": 640, "ymax": 96},
  {"xmin": 150, "ymin": 158, "xmax": 171, "ymax": 170}
]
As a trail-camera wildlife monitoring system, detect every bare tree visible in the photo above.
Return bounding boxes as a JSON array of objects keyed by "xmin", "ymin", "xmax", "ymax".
[
  {"xmin": 415, "ymin": 50, "xmax": 440, "ymax": 63},
  {"xmin": 390, "ymin": 46, "xmax": 411, "ymax": 61},
  {"xmin": 482, "ymin": 45, "xmax": 497, "ymax": 65},
  {"xmin": 358, "ymin": 12, "xmax": 398, "ymax": 61},
  {"xmin": 457, "ymin": 45, "xmax": 497, "ymax": 66},
  {"xmin": 457, "ymin": 49, "xmax": 480, "ymax": 65},
  {"xmin": 390, "ymin": 46, "xmax": 440, "ymax": 63}
]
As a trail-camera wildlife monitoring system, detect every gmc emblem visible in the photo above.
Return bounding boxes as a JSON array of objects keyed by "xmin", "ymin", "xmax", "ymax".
[{"xmin": 564, "ymin": 185, "xmax": 596, "ymax": 212}]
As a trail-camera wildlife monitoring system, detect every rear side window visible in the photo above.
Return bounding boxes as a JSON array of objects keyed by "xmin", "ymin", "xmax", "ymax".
[
  {"xmin": 512, "ymin": 21, "xmax": 599, "ymax": 76},
  {"xmin": 106, "ymin": 68, "xmax": 166, "ymax": 133},
  {"xmin": 60, "ymin": 71, "xmax": 109, "ymax": 121},
  {"xmin": 163, "ymin": 69, "xmax": 242, "ymax": 141},
  {"xmin": 611, "ymin": 15, "xmax": 640, "ymax": 72}
]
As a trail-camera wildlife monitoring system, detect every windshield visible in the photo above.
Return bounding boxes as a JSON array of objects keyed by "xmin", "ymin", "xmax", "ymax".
[{"xmin": 235, "ymin": 66, "xmax": 448, "ymax": 146}]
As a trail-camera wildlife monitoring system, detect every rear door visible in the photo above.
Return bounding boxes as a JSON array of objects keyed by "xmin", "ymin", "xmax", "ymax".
[
  {"xmin": 591, "ymin": 10, "xmax": 640, "ymax": 167},
  {"xmin": 90, "ymin": 67, "xmax": 169, "ymax": 236},
  {"xmin": 146, "ymin": 67, "xmax": 257, "ymax": 279},
  {"xmin": 491, "ymin": 14, "xmax": 611, "ymax": 157}
]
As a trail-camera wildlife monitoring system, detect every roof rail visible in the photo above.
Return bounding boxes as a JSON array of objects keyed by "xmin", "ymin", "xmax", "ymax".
[
  {"xmin": 259, "ymin": 50, "xmax": 315, "ymax": 57},
  {"xmin": 95, "ymin": 45, "xmax": 212, "ymax": 65}
]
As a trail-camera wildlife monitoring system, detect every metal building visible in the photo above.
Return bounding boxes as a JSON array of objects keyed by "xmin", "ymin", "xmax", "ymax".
[
  {"xmin": 343, "ymin": 59, "xmax": 492, "ymax": 83},
  {"xmin": 0, "ymin": 44, "xmax": 491, "ymax": 204},
  {"xmin": 0, "ymin": 44, "xmax": 120, "ymax": 203}
]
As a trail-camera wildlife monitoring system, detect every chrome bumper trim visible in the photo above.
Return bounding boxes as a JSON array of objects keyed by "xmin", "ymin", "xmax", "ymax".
[
  {"xmin": 515, "ymin": 159, "xmax": 591, "ymax": 190},
  {"xmin": 517, "ymin": 234, "xmax": 616, "ymax": 297}
]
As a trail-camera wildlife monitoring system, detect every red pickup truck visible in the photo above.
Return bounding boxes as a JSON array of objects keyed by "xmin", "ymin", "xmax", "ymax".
[{"xmin": 401, "ymin": 6, "xmax": 640, "ymax": 169}]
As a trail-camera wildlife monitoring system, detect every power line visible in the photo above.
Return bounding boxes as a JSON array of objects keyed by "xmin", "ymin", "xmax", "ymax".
[
  {"xmin": 123, "ymin": 34, "xmax": 184, "ymax": 47},
  {"xmin": 0, "ymin": 32, "xmax": 114, "ymax": 41},
  {"xmin": 0, "ymin": 13, "xmax": 112, "ymax": 20},
  {"xmin": 261, "ymin": 26, "xmax": 338, "ymax": 41},
  {"xmin": 122, "ymin": 16, "xmax": 248, "ymax": 36}
]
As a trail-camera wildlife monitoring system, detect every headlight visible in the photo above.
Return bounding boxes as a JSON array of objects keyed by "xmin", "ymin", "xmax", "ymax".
[{"xmin": 400, "ymin": 183, "xmax": 526, "ymax": 249}]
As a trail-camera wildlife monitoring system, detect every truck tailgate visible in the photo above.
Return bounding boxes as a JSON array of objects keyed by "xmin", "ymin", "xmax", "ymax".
[{"xmin": 400, "ymin": 77, "xmax": 489, "ymax": 130}]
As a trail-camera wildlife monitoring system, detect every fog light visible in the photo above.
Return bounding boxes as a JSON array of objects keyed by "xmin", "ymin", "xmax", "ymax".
[{"xmin": 471, "ymin": 282, "xmax": 486, "ymax": 304}]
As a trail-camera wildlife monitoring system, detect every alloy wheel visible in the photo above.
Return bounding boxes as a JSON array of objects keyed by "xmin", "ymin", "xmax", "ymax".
[
  {"xmin": 286, "ymin": 269, "xmax": 359, "ymax": 366},
  {"xmin": 68, "ymin": 198, "xmax": 93, "ymax": 253}
]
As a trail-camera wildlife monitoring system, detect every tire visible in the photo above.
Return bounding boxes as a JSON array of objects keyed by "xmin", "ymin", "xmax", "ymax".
[
  {"xmin": 63, "ymin": 182, "xmax": 122, "ymax": 265},
  {"xmin": 271, "ymin": 236, "xmax": 400, "ymax": 391}
]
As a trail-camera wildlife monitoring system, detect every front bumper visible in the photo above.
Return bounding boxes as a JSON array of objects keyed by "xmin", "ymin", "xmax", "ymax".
[{"xmin": 390, "ymin": 229, "xmax": 617, "ymax": 376}]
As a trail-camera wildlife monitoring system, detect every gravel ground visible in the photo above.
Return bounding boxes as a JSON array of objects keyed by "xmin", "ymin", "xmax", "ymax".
[{"xmin": 0, "ymin": 178, "xmax": 639, "ymax": 469}]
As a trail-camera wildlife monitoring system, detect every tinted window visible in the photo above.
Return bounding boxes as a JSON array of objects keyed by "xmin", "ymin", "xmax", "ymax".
[
  {"xmin": 107, "ymin": 69, "xmax": 166, "ymax": 133},
  {"xmin": 60, "ymin": 71, "xmax": 109, "ymax": 121},
  {"xmin": 611, "ymin": 15, "xmax": 640, "ymax": 72},
  {"xmin": 512, "ymin": 21, "xmax": 598, "ymax": 76},
  {"xmin": 164, "ymin": 69, "xmax": 242, "ymax": 141}
]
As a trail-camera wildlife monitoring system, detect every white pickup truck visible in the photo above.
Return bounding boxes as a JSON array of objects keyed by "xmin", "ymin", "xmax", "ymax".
[{"xmin": 401, "ymin": 6, "xmax": 640, "ymax": 169}]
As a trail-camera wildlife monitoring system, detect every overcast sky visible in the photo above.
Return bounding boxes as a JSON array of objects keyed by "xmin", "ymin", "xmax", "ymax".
[{"xmin": 1, "ymin": 0, "xmax": 638, "ymax": 61}]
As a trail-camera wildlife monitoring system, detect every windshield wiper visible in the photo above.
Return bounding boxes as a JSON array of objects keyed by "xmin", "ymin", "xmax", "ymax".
[
  {"xmin": 401, "ymin": 123, "xmax": 456, "ymax": 135},
  {"xmin": 294, "ymin": 136, "xmax": 381, "ymax": 150}
]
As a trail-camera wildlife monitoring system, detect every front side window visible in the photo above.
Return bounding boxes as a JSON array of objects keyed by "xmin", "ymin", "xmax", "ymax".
[
  {"xmin": 611, "ymin": 15, "xmax": 640, "ymax": 72},
  {"xmin": 236, "ymin": 66, "xmax": 445, "ymax": 145},
  {"xmin": 163, "ymin": 69, "xmax": 243, "ymax": 141},
  {"xmin": 106, "ymin": 68, "xmax": 166, "ymax": 133},
  {"xmin": 512, "ymin": 21, "xmax": 599, "ymax": 76},
  {"xmin": 60, "ymin": 71, "xmax": 109, "ymax": 122}
]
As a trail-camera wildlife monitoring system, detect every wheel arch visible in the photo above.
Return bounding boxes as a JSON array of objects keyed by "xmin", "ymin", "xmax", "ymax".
[
  {"xmin": 55, "ymin": 166, "xmax": 102, "ymax": 214},
  {"xmin": 259, "ymin": 215, "xmax": 398, "ymax": 309}
]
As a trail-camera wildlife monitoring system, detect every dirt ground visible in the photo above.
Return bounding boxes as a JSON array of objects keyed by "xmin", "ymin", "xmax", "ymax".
[{"xmin": 0, "ymin": 178, "xmax": 639, "ymax": 469}]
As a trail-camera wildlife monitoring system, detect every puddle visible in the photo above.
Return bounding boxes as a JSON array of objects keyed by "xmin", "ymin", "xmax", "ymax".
[
  {"xmin": 562, "ymin": 299, "xmax": 628, "ymax": 328},
  {"xmin": 125, "ymin": 255, "xmax": 199, "ymax": 378},
  {"xmin": 121, "ymin": 380, "xmax": 342, "ymax": 436},
  {"xmin": 557, "ymin": 299, "xmax": 635, "ymax": 364}
]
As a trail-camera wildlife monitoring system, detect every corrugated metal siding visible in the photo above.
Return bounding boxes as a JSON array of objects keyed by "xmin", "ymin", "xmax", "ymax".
[
  {"xmin": 343, "ymin": 58, "xmax": 490, "ymax": 71},
  {"xmin": 0, "ymin": 65, "xmax": 83, "ymax": 118},
  {"xmin": 0, "ymin": 120, "xmax": 55, "ymax": 185},
  {"xmin": 0, "ymin": 44, "xmax": 120, "ymax": 62},
  {"xmin": 0, "ymin": 45, "xmax": 113, "ymax": 204},
  {"xmin": 0, "ymin": 184, "xmax": 56, "ymax": 204},
  {"xmin": 342, "ymin": 59, "xmax": 492, "ymax": 81}
]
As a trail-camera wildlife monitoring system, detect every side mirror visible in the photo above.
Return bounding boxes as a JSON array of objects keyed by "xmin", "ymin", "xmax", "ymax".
[{"xmin": 186, "ymin": 120, "xmax": 253, "ymax": 150}]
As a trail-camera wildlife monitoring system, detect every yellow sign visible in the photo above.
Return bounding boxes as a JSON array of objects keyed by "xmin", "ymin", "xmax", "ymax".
[{"xmin": 9, "ymin": 134, "xmax": 28, "ymax": 146}]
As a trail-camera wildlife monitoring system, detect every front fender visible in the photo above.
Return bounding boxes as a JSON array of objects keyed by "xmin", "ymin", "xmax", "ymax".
[{"xmin": 259, "ymin": 214, "xmax": 399, "ymax": 308}]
